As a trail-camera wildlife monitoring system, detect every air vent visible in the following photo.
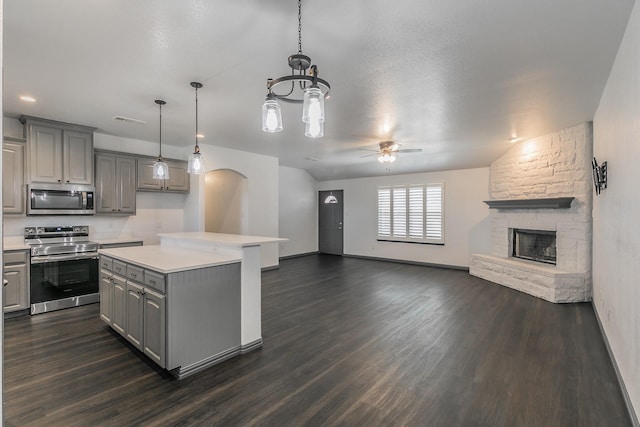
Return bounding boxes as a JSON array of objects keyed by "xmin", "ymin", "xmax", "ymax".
[{"xmin": 112, "ymin": 116, "xmax": 147, "ymax": 125}]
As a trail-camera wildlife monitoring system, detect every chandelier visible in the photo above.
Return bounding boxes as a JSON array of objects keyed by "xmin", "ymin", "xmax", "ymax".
[{"xmin": 262, "ymin": 0, "xmax": 330, "ymax": 138}]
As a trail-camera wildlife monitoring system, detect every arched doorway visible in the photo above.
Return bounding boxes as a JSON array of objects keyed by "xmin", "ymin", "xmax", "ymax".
[{"xmin": 204, "ymin": 169, "xmax": 249, "ymax": 234}]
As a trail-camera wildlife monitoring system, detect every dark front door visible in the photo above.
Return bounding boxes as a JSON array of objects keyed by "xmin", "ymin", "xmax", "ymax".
[{"xmin": 319, "ymin": 190, "xmax": 344, "ymax": 255}]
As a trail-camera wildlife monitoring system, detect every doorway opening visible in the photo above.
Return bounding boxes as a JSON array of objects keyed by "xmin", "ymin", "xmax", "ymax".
[{"xmin": 205, "ymin": 169, "xmax": 249, "ymax": 234}]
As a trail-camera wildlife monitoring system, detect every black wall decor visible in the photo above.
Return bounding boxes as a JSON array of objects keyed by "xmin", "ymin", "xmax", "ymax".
[{"xmin": 592, "ymin": 157, "xmax": 607, "ymax": 195}]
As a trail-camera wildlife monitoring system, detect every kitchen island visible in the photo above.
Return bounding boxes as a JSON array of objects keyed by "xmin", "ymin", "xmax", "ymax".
[
  {"xmin": 98, "ymin": 232, "xmax": 285, "ymax": 378},
  {"xmin": 157, "ymin": 232, "xmax": 287, "ymax": 352},
  {"xmin": 99, "ymin": 245, "xmax": 242, "ymax": 378}
]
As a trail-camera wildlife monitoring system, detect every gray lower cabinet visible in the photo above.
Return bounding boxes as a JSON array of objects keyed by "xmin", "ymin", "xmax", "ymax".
[
  {"xmin": 3, "ymin": 250, "xmax": 30, "ymax": 313},
  {"xmin": 111, "ymin": 274, "xmax": 127, "ymax": 336},
  {"xmin": 95, "ymin": 152, "xmax": 137, "ymax": 214},
  {"xmin": 3, "ymin": 138, "xmax": 26, "ymax": 215},
  {"xmin": 101, "ymin": 258, "xmax": 167, "ymax": 368},
  {"xmin": 136, "ymin": 158, "xmax": 189, "ymax": 193},
  {"xmin": 125, "ymin": 281, "xmax": 144, "ymax": 351},
  {"xmin": 99, "ymin": 254, "xmax": 240, "ymax": 377}
]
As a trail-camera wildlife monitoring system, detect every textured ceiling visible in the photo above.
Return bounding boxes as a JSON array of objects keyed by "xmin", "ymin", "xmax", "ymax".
[{"xmin": 3, "ymin": 0, "xmax": 635, "ymax": 181}]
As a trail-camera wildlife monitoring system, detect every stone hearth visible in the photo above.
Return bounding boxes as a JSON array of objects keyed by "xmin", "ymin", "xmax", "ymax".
[{"xmin": 470, "ymin": 123, "xmax": 593, "ymax": 303}]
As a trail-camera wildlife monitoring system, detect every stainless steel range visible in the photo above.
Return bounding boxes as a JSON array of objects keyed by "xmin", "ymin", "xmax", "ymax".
[{"xmin": 26, "ymin": 225, "xmax": 100, "ymax": 314}]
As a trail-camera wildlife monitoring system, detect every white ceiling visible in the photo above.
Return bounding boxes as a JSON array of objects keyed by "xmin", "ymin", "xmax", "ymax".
[{"xmin": 3, "ymin": 0, "xmax": 635, "ymax": 181}]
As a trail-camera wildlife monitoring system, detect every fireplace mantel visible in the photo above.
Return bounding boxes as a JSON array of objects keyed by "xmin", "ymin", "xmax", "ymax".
[{"xmin": 483, "ymin": 197, "xmax": 574, "ymax": 210}]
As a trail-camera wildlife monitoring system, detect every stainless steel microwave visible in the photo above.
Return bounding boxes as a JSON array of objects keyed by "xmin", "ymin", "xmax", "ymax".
[{"xmin": 27, "ymin": 184, "xmax": 95, "ymax": 215}]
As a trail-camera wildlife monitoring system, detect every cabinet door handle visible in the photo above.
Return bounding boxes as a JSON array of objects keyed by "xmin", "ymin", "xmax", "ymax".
[
  {"xmin": 149, "ymin": 280, "xmax": 156, "ymax": 285},
  {"xmin": 66, "ymin": 180, "xmax": 70, "ymax": 183},
  {"xmin": 57, "ymin": 179, "xmax": 62, "ymax": 183},
  {"xmin": 165, "ymin": 186, "xmax": 169, "ymax": 190}
]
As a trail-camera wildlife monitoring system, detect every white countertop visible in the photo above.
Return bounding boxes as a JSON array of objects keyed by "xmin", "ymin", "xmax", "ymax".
[
  {"xmin": 99, "ymin": 245, "xmax": 242, "ymax": 274},
  {"xmin": 3, "ymin": 236, "xmax": 29, "ymax": 251},
  {"xmin": 157, "ymin": 232, "xmax": 287, "ymax": 247}
]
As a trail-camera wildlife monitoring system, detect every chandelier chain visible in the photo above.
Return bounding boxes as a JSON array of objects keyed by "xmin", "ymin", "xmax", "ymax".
[{"xmin": 297, "ymin": 0, "xmax": 302, "ymax": 54}]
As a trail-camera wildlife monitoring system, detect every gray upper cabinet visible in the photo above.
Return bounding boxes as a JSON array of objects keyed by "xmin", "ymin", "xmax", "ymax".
[
  {"xmin": 136, "ymin": 158, "xmax": 189, "ymax": 193},
  {"xmin": 95, "ymin": 152, "xmax": 136, "ymax": 214},
  {"xmin": 63, "ymin": 130, "xmax": 93, "ymax": 184},
  {"xmin": 3, "ymin": 137, "xmax": 26, "ymax": 215},
  {"xmin": 20, "ymin": 116, "xmax": 95, "ymax": 185}
]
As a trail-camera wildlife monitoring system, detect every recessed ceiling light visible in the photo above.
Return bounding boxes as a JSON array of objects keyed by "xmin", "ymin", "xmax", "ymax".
[
  {"xmin": 508, "ymin": 137, "xmax": 522, "ymax": 144},
  {"xmin": 196, "ymin": 134, "xmax": 204, "ymax": 138},
  {"xmin": 19, "ymin": 95, "xmax": 36, "ymax": 103}
]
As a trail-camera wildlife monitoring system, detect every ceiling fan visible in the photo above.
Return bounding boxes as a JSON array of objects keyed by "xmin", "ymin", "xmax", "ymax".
[{"xmin": 359, "ymin": 141, "xmax": 422, "ymax": 163}]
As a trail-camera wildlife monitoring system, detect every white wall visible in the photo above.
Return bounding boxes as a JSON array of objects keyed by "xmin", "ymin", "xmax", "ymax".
[
  {"xmin": 592, "ymin": 1, "xmax": 640, "ymax": 422},
  {"xmin": 183, "ymin": 143, "xmax": 280, "ymax": 268},
  {"xmin": 278, "ymin": 166, "xmax": 318, "ymax": 257},
  {"xmin": 319, "ymin": 167, "xmax": 491, "ymax": 268}
]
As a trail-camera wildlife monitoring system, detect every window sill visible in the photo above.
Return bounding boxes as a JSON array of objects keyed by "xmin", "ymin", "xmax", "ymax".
[{"xmin": 377, "ymin": 239, "xmax": 444, "ymax": 246}]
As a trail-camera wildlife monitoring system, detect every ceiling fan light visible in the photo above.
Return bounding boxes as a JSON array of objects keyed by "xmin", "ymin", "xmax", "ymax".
[
  {"xmin": 305, "ymin": 119, "xmax": 324, "ymax": 138},
  {"xmin": 262, "ymin": 96, "xmax": 283, "ymax": 132},
  {"xmin": 302, "ymin": 86, "xmax": 325, "ymax": 124}
]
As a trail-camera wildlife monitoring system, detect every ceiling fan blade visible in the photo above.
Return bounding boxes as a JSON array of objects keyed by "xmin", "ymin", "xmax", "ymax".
[
  {"xmin": 398, "ymin": 148, "xmax": 422, "ymax": 153},
  {"xmin": 360, "ymin": 152, "xmax": 381, "ymax": 158},
  {"xmin": 357, "ymin": 147, "xmax": 381, "ymax": 152}
]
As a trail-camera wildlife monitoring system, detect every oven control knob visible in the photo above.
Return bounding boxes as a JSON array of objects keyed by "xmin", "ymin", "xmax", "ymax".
[{"xmin": 25, "ymin": 227, "xmax": 36, "ymax": 235}]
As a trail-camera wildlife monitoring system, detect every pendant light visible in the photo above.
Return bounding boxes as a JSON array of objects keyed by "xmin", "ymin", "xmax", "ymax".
[
  {"xmin": 188, "ymin": 82, "xmax": 205, "ymax": 174},
  {"xmin": 262, "ymin": 0, "xmax": 330, "ymax": 137},
  {"xmin": 152, "ymin": 99, "xmax": 170, "ymax": 180}
]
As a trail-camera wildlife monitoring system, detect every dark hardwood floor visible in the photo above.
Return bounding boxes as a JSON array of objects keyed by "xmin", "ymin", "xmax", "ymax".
[{"xmin": 3, "ymin": 255, "xmax": 631, "ymax": 426}]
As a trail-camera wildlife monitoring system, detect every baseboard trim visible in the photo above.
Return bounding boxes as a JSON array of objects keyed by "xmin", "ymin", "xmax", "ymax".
[
  {"xmin": 343, "ymin": 254, "xmax": 469, "ymax": 271},
  {"xmin": 279, "ymin": 251, "xmax": 320, "ymax": 261},
  {"xmin": 592, "ymin": 302, "xmax": 639, "ymax": 427},
  {"xmin": 240, "ymin": 338, "xmax": 263, "ymax": 354}
]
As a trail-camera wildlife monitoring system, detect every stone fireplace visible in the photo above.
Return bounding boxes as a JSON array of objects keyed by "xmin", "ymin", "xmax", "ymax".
[{"xmin": 470, "ymin": 123, "xmax": 593, "ymax": 303}]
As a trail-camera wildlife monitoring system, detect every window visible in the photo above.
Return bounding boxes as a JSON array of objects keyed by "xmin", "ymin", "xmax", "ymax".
[{"xmin": 377, "ymin": 183, "xmax": 444, "ymax": 244}]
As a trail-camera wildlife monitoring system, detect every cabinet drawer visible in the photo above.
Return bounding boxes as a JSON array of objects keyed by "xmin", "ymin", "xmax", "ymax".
[
  {"xmin": 144, "ymin": 270, "xmax": 165, "ymax": 293},
  {"xmin": 100, "ymin": 257, "xmax": 113, "ymax": 271},
  {"xmin": 127, "ymin": 265, "xmax": 144, "ymax": 283},
  {"xmin": 3, "ymin": 251, "xmax": 28, "ymax": 265},
  {"xmin": 112, "ymin": 260, "xmax": 127, "ymax": 276}
]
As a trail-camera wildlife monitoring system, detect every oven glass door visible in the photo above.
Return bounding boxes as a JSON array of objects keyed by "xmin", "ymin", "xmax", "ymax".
[{"xmin": 30, "ymin": 256, "xmax": 99, "ymax": 304}]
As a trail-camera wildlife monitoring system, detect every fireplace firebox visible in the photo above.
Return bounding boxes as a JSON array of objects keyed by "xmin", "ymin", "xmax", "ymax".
[{"xmin": 512, "ymin": 229, "xmax": 557, "ymax": 265}]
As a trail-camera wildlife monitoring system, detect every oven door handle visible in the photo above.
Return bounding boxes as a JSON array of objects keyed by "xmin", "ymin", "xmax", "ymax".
[{"xmin": 30, "ymin": 252, "xmax": 100, "ymax": 264}]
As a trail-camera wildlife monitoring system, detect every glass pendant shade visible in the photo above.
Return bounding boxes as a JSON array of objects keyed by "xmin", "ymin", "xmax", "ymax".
[
  {"xmin": 302, "ymin": 86, "xmax": 324, "ymax": 124},
  {"xmin": 304, "ymin": 119, "xmax": 324, "ymax": 138},
  {"xmin": 262, "ymin": 96, "xmax": 283, "ymax": 132},
  {"xmin": 188, "ymin": 151, "xmax": 205, "ymax": 174},
  {"xmin": 153, "ymin": 159, "xmax": 170, "ymax": 179}
]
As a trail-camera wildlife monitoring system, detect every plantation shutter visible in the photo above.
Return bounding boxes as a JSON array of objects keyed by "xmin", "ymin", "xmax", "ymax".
[
  {"xmin": 425, "ymin": 184, "xmax": 443, "ymax": 242},
  {"xmin": 392, "ymin": 186, "xmax": 407, "ymax": 238},
  {"xmin": 377, "ymin": 187, "xmax": 391, "ymax": 237}
]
